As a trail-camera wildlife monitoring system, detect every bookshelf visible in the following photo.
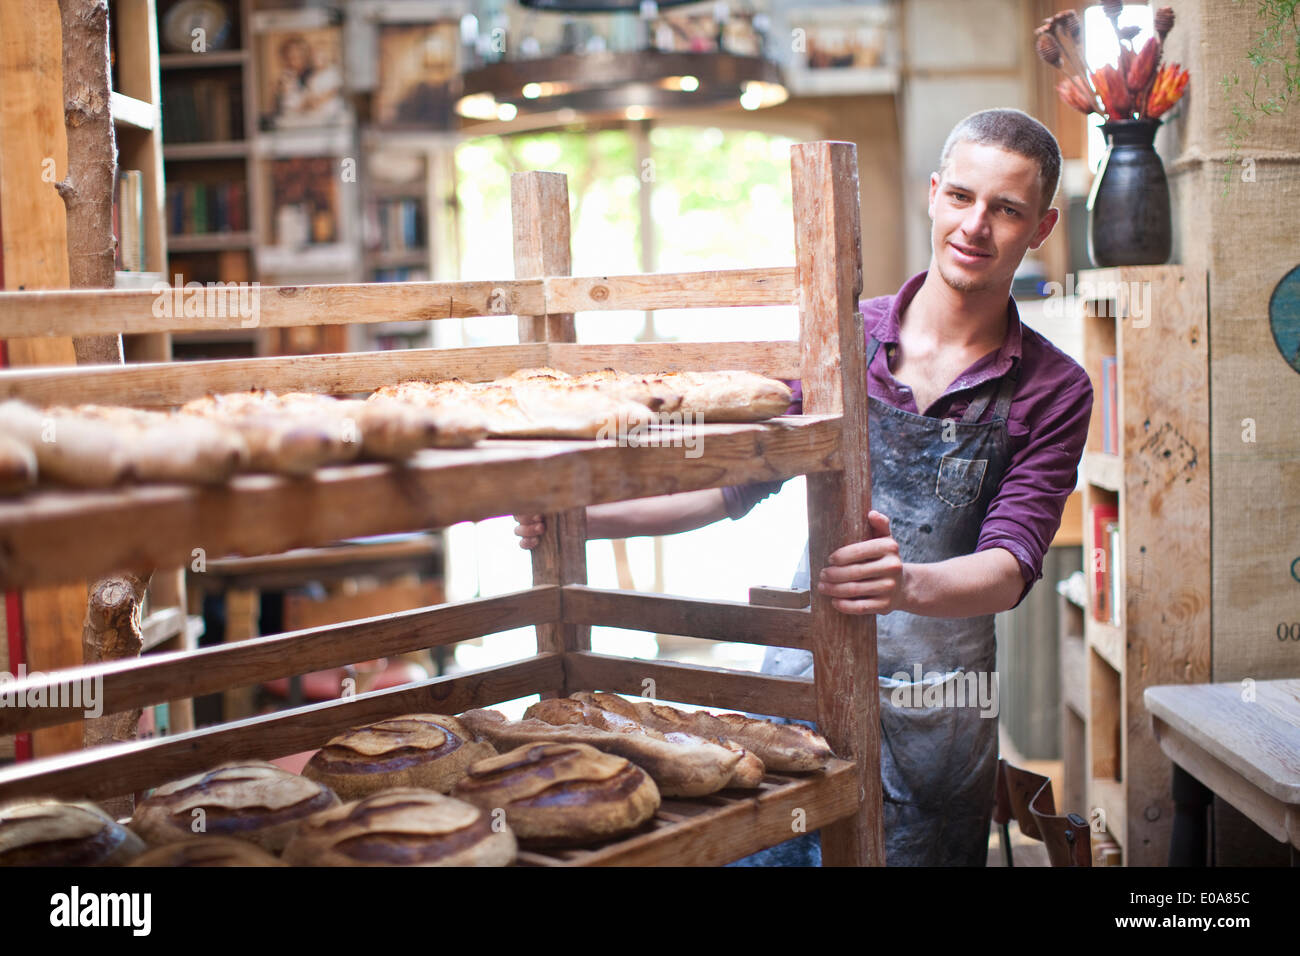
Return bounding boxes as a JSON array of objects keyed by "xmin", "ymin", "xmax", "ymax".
[
  {"xmin": 109, "ymin": 0, "xmax": 169, "ymax": 362},
  {"xmin": 1077, "ymin": 265, "xmax": 1210, "ymax": 866},
  {"xmin": 154, "ymin": 0, "xmax": 260, "ymax": 360}
]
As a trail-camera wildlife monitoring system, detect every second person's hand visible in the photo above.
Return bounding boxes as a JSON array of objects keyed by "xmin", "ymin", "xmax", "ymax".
[{"xmin": 513, "ymin": 514, "xmax": 545, "ymax": 550}]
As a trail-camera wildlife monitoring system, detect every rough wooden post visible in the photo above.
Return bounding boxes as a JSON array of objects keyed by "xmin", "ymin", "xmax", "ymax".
[
  {"xmin": 56, "ymin": 0, "xmax": 123, "ymax": 364},
  {"xmin": 791, "ymin": 141, "xmax": 883, "ymax": 867},
  {"xmin": 81, "ymin": 571, "xmax": 149, "ymax": 818},
  {"xmin": 511, "ymin": 171, "xmax": 588, "ymax": 692}
]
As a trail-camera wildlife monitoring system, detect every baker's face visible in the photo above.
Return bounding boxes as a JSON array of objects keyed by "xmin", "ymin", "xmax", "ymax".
[{"xmin": 928, "ymin": 141, "xmax": 1057, "ymax": 294}]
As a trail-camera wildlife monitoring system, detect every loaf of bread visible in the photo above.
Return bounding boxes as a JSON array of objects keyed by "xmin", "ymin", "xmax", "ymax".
[
  {"xmin": 179, "ymin": 391, "xmax": 360, "ymax": 476},
  {"xmin": 350, "ymin": 396, "xmax": 486, "ymax": 458},
  {"xmin": 302, "ymin": 714, "xmax": 496, "ymax": 800},
  {"xmin": 69, "ymin": 404, "xmax": 248, "ymax": 484},
  {"xmin": 655, "ymin": 370, "xmax": 793, "ymax": 422},
  {"xmin": 129, "ymin": 761, "xmax": 340, "ymax": 852},
  {"xmin": 0, "ymin": 798, "xmax": 146, "ymax": 866},
  {"xmin": 127, "ymin": 836, "xmax": 287, "ymax": 867},
  {"xmin": 452, "ymin": 742, "xmax": 659, "ymax": 847},
  {"xmin": 458, "ymin": 707, "xmax": 740, "ymax": 797},
  {"xmin": 572, "ymin": 692, "xmax": 834, "ymax": 772},
  {"xmin": 524, "ymin": 697, "xmax": 764, "ymax": 789},
  {"xmin": 0, "ymin": 399, "xmax": 129, "ymax": 487},
  {"xmin": 281, "ymin": 788, "xmax": 516, "ymax": 866}
]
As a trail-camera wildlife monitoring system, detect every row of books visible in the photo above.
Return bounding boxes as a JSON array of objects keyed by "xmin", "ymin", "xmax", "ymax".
[
  {"xmin": 165, "ymin": 180, "xmax": 248, "ymax": 235},
  {"xmin": 1100, "ymin": 355, "xmax": 1119, "ymax": 455},
  {"xmin": 1091, "ymin": 502, "xmax": 1121, "ymax": 626},
  {"xmin": 364, "ymin": 198, "xmax": 424, "ymax": 253},
  {"xmin": 113, "ymin": 169, "xmax": 145, "ymax": 271},
  {"xmin": 162, "ymin": 78, "xmax": 244, "ymax": 143}
]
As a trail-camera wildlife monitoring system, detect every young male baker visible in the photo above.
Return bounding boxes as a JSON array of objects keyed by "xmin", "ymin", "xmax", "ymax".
[{"xmin": 515, "ymin": 109, "xmax": 1093, "ymax": 866}]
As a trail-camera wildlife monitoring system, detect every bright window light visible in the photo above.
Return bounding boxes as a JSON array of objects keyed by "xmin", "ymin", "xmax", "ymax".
[{"xmin": 1083, "ymin": 4, "xmax": 1154, "ymax": 171}]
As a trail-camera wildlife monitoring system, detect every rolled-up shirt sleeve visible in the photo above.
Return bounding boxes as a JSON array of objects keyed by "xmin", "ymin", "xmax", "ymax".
[
  {"xmin": 720, "ymin": 379, "xmax": 803, "ymax": 520},
  {"xmin": 975, "ymin": 366, "xmax": 1093, "ymax": 608}
]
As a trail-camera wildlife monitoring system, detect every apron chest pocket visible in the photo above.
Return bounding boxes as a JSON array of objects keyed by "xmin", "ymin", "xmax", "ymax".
[{"xmin": 935, "ymin": 455, "xmax": 988, "ymax": 507}]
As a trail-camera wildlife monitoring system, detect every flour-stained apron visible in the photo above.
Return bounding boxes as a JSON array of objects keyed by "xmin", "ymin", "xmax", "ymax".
[{"xmin": 764, "ymin": 334, "xmax": 1018, "ymax": 866}]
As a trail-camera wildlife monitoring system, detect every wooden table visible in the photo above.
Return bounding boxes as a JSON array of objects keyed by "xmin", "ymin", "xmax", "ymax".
[{"xmin": 1145, "ymin": 679, "xmax": 1300, "ymax": 864}]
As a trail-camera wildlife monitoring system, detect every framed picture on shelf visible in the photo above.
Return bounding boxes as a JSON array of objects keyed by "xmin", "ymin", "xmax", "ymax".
[
  {"xmin": 785, "ymin": 4, "xmax": 899, "ymax": 95},
  {"xmin": 267, "ymin": 155, "xmax": 339, "ymax": 248},
  {"xmin": 253, "ymin": 9, "xmax": 349, "ymax": 130},
  {"xmin": 374, "ymin": 21, "xmax": 460, "ymax": 128}
]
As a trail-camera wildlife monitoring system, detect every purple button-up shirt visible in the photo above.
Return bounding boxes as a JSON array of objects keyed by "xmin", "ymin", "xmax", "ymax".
[{"xmin": 721, "ymin": 270, "xmax": 1094, "ymax": 608}]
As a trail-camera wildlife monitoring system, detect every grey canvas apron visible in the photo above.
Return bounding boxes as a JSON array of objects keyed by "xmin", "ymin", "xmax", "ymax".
[{"xmin": 756, "ymin": 333, "xmax": 1018, "ymax": 866}]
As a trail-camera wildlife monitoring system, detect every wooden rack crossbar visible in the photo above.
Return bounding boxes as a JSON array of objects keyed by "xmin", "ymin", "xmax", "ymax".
[
  {"xmin": 0, "ymin": 266, "xmax": 796, "ymax": 339},
  {"xmin": 0, "ymin": 416, "xmax": 840, "ymax": 589},
  {"xmin": 0, "ymin": 584, "xmax": 813, "ymax": 736},
  {"xmin": 0, "ymin": 341, "xmax": 801, "ymax": 408},
  {"xmin": 0, "ymin": 655, "xmax": 565, "ymax": 803},
  {"xmin": 0, "ymin": 144, "xmax": 884, "ymax": 865}
]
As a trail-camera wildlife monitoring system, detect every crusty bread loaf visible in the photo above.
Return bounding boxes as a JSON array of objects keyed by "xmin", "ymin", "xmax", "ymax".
[
  {"xmin": 655, "ymin": 370, "xmax": 793, "ymax": 422},
  {"xmin": 128, "ymin": 836, "xmax": 287, "ymax": 867},
  {"xmin": 180, "ymin": 391, "xmax": 360, "ymax": 476},
  {"xmin": 452, "ymin": 742, "xmax": 659, "ymax": 847},
  {"xmin": 573, "ymin": 691, "xmax": 834, "ymax": 772},
  {"xmin": 0, "ymin": 399, "xmax": 128, "ymax": 487},
  {"xmin": 302, "ymin": 714, "xmax": 496, "ymax": 800},
  {"xmin": 69, "ymin": 404, "xmax": 248, "ymax": 484},
  {"xmin": 281, "ymin": 788, "xmax": 516, "ymax": 866},
  {"xmin": 524, "ymin": 697, "xmax": 764, "ymax": 790},
  {"xmin": 129, "ymin": 761, "xmax": 340, "ymax": 852},
  {"xmin": 351, "ymin": 396, "xmax": 486, "ymax": 457},
  {"xmin": 458, "ymin": 707, "xmax": 740, "ymax": 797},
  {"xmin": 0, "ymin": 798, "xmax": 146, "ymax": 866}
]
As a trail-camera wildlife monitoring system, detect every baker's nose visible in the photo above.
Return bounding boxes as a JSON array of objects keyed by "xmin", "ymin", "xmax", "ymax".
[{"xmin": 962, "ymin": 203, "xmax": 993, "ymax": 239}]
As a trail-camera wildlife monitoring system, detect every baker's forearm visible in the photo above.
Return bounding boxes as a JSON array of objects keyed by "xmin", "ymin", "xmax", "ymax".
[
  {"xmin": 899, "ymin": 548, "xmax": 1025, "ymax": 617},
  {"xmin": 585, "ymin": 489, "xmax": 727, "ymax": 539}
]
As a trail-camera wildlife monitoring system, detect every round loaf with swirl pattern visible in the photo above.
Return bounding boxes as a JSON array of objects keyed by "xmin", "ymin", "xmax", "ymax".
[
  {"xmin": 451, "ymin": 742, "xmax": 660, "ymax": 847},
  {"xmin": 302, "ymin": 714, "xmax": 496, "ymax": 800},
  {"xmin": 0, "ymin": 799, "xmax": 146, "ymax": 866},
  {"xmin": 281, "ymin": 788, "xmax": 516, "ymax": 866},
  {"xmin": 128, "ymin": 761, "xmax": 339, "ymax": 852}
]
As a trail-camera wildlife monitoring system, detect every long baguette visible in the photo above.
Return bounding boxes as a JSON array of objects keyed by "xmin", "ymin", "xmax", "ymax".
[
  {"xmin": 525, "ymin": 697, "xmax": 764, "ymax": 789},
  {"xmin": 573, "ymin": 691, "xmax": 834, "ymax": 772},
  {"xmin": 0, "ymin": 400, "xmax": 128, "ymax": 488},
  {"xmin": 458, "ymin": 707, "xmax": 740, "ymax": 798}
]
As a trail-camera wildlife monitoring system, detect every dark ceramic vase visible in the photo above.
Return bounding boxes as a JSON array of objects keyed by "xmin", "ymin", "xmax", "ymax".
[{"xmin": 1087, "ymin": 118, "xmax": 1172, "ymax": 267}]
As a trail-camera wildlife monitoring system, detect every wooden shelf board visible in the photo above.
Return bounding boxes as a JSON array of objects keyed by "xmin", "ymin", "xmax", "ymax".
[
  {"xmin": 166, "ymin": 231, "xmax": 254, "ymax": 252},
  {"xmin": 158, "ymin": 50, "xmax": 249, "ymax": 70},
  {"xmin": 0, "ymin": 415, "xmax": 841, "ymax": 589},
  {"xmin": 110, "ymin": 91, "xmax": 156, "ymax": 131},
  {"xmin": 1086, "ymin": 616, "xmax": 1125, "ymax": 673},
  {"xmin": 164, "ymin": 140, "xmax": 249, "ymax": 160},
  {"xmin": 1089, "ymin": 776, "xmax": 1126, "ymax": 849},
  {"xmin": 516, "ymin": 761, "xmax": 858, "ymax": 866},
  {"xmin": 1084, "ymin": 451, "xmax": 1122, "ymax": 492}
]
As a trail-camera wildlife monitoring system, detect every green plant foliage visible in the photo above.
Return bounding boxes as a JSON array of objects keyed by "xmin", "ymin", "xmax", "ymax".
[{"xmin": 1221, "ymin": 0, "xmax": 1300, "ymax": 187}]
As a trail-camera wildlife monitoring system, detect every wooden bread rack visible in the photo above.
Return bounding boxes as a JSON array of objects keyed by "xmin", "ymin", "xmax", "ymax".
[{"xmin": 0, "ymin": 142, "xmax": 884, "ymax": 866}]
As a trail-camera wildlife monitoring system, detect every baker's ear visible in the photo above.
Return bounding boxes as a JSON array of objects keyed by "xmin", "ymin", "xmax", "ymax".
[
  {"xmin": 927, "ymin": 172, "xmax": 940, "ymax": 219},
  {"xmin": 1029, "ymin": 206, "xmax": 1060, "ymax": 250}
]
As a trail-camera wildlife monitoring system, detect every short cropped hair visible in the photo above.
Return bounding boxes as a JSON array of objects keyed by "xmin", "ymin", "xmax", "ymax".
[{"xmin": 938, "ymin": 109, "xmax": 1062, "ymax": 214}]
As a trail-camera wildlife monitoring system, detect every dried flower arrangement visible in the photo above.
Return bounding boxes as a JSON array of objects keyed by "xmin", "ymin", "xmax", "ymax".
[{"xmin": 1035, "ymin": 3, "xmax": 1190, "ymax": 121}]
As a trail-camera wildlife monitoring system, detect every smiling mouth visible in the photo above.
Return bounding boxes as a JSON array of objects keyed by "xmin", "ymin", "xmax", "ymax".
[{"xmin": 950, "ymin": 242, "xmax": 993, "ymax": 258}]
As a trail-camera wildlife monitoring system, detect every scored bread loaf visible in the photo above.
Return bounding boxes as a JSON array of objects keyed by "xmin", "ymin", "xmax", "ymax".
[
  {"xmin": 0, "ymin": 399, "xmax": 129, "ymax": 487},
  {"xmin": 452, "ymin": 742, "xmax": 660, "ymax": 847},
  {"xmin": 458, "ymin": 707, "xmax": 740, "ymax": 797},
  {"xmin": 301, "ymin": 714, "xmax": 496, "ymax": 800},
  {"xmin": 655, "ymin": 370, "xmax": 793, "ymax": 422},
  {"xmin": 68, "ymin": 404, "xmax": 248, "ymax": 484},
  {"xmin": 127, "ymin": 836, "xmax": 287, "ymax": 867},
  {"xmin": 524, "ymin": 697, "xmax": 764, "ymax": 789},
  {"xmin": 281, "ymin": 788, "xmax": 516, "ymax": 867},
  {"xmin": 350, "ymin": 396, "xmax": 486, "ymax": 458},
  {"xmin": 572, "ymin": 691, "xmax": 834, "ymax": 772},
  {"xmin": 179, "ymin": 391, "xmax": 360, "ymax": 476},
  {"xmin": 0, "ymin": 798, "xmax": 146, "ymax": 866},
  {"xmin": 129, "ymin": 761, "xmax": 340, "ymax": 852}
]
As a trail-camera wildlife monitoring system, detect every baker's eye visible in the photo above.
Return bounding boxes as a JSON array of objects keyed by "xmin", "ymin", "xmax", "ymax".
[{"xmin": 1003, "ymin": 206, "xmax": 1019, "ymax": 216}]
